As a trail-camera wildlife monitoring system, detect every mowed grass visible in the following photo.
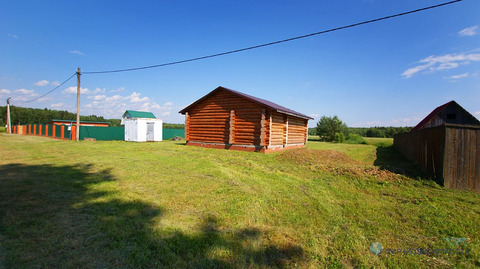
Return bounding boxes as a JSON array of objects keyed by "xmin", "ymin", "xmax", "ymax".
[{"xmin": 0, "ymin": 134, "xmax": 479, "ymax": 268}]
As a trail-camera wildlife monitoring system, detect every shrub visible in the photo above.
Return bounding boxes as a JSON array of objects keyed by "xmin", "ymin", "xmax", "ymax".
[
  {"xmin": 344, "ymin": 134, "xmax": 367, "ymax": 144},
  {"xmin": 334, "ymin": 132, "xmax": 345, "ymax": 143}
]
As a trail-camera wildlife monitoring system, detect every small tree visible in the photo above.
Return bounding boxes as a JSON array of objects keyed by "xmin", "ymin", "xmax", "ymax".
[{"xmin": 316, "ymin": 116, "xmax": 348, "ymax": 142}]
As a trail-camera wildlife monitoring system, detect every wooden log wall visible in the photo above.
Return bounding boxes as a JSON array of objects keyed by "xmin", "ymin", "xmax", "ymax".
[
  {"xmin": 270, "ymin": 112, "xmax": 286, "ymax": 146},
  {"xmin": 186, "ymin": 89, "xmax": 264, "ymax": 145},
  {"xmin": 185, "ymin": 88, "xmax": 308, "ymax": 148},
  {"xmin": 288, "ymin": 116, "xmax": 308, "ymax": 144}
]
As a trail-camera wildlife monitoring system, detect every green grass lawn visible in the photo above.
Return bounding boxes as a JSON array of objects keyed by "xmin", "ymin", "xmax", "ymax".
[{"xmin": 0, "ymin": 134, "xmax": 479, "ymax": 268}]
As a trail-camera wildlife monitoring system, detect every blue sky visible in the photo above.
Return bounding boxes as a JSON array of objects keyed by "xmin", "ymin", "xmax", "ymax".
[{"xmin": 1, "ymin": 0, "xmax": 479, "ymax": 127}]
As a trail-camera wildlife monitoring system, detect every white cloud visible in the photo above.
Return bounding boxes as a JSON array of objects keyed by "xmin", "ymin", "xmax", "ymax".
[
  {"xmin": 63, "ymin": 86, "xmax": 90, "ymax": 95},
  {"xmin": 8, "ymin": 33, "xmax": 18, "ymax": 39},
  {"xmin": 109, "ymin": 87, "xmax": 125, "ymax": 93},
  {"xmin": 15, "ymin": 88, "xmax": 35, "ymax": 95},
  {"xmin": 474, "ymin": 111, "xmax": 480, "ymax": 119},
  {"xmin": 125, "ymin": 92, "xmax": 149, "ymax": 103},
  {"xmin": 402, "ymin": 52, "xmax": 480, "ymax": 78},
  {"xmin": 391, "ymin": 118, "xmax": 413, "ymax": 125},
  {"xmin": 106, "ymin": 95, "xmax": 123, "ymax": 102},
  {"xmin": 51, "ymin": 81, "xmax": 61, "ymax": 86},
  {"xmin": 77, "ymin": 87, "xmax": 178, "ymax": 121},
  {"xmin": 93, "ymin": 95, "xmax": 106, "ymax": 101},
  {"xmin": 70, "ymin": 50, "xmax": 85, "ymax": 56},
  {"xmin": 309, "ymin": 113, "xmax": 320, "ymax": 118},
  {"xmin": 51, "ymin": 103, "xmax": 65, "ymax": 108},
  {"xmin": 151, "ymin": 104, "xmax": 162, "ymax": 110},
  {"xmin": 34, "ymin": 80, "xmax": 49, "ymax": 86},
  {"xmin": 447, "ymin": 73, "xmax": 470, "ymax": 80},
  {"xmin": 459, "ymin": 25, "xmax": 478, "ymax": 37},
  {"xmin": 0, "ymin": 89, "xmax": 11, "ymax": 94},
  {"xmin": 93, "ymin": 88, "xmax": 106, "ymax": 94}
]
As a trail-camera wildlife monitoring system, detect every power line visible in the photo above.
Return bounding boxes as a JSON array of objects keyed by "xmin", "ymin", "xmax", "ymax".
[
  {"xmin": 16, "ymin": 72, "xmax": 77, "ymax": 104},
  {"xmin": 83, "ymin": 0, "xmax": 462, "ymax": 75}
]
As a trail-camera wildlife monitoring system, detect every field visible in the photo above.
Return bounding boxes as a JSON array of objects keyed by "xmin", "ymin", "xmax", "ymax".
[{"xmin": 0, "ymin": 134, "xmax": 479, "ymax": 268}]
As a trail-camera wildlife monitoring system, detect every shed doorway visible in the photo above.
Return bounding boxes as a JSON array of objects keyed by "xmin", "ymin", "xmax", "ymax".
[{"xmin": 146, "ymin": 122, "xmax": 155, "ymax": 142}]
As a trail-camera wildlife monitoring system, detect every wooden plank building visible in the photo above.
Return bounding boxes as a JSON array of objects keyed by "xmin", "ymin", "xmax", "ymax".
[
  {"xmin": 394, "ymin": 100, "xmax": 480, "ymax": 193},
  {"xmin": 179, "ymin": 86, "xmax": 313, "ymax": 153}
]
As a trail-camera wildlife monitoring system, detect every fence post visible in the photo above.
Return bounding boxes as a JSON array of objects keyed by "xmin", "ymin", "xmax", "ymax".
[{"xmin": 71, "ymin": 125, "xmax": 76, "ymax": 141}]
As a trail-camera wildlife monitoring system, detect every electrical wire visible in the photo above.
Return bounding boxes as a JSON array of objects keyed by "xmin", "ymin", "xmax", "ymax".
[
  {"xmin": 83, "ymin": 0, "xmax": 462, "ymax": 74},
  {"xmin": 17, "ymin": 72, "xmax": 77, "ymax": 104}
]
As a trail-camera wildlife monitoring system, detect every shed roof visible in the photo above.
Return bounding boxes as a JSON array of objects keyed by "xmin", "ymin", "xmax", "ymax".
[
  {"xmin": 123, "ymin": 110, "xmax": 156, "ymax": 119},
  {"xmin": 179, "ymin": 86, "xmax": 313, "ymax": 120},
  {"xmin": 411, "ymin": 100, "xmax": 480, "ymax": 131}
]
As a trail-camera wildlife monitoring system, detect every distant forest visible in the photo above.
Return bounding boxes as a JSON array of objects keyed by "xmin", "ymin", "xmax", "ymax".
[
  {"xmin": 308, "ymin": 126, "xmax": 412, "ymax": 138},
  {"xmin": 0, "ymin": 106, "xmax": 185, "ymax": 129}
]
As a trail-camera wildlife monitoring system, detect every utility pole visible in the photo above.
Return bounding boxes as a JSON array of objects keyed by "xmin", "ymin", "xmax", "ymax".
[
  {"xmin": 76, "ymin": 67, "xmax": 81, "ymax": 141},
  {"xmin": 6, "ymin": 97, "xmax": 11, "ymax": 134}
]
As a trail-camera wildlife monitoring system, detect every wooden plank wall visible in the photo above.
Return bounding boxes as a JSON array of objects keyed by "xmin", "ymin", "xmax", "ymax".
[
  {"xmin": 394, "ymin": 125, "xmax": 480, "ymax": 193},
  {"xmin": 394, "ymin": 125, "xmax": 445, "ymax": 180},
  {"xmin": 444, "ymin": 126, "xmax": 480, "ymax": 192}
]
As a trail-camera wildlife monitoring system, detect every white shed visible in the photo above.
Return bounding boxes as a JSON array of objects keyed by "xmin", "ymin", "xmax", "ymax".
[{"xmin": 124, "ymin": 118, "xmax": 163, "ymax": 142}]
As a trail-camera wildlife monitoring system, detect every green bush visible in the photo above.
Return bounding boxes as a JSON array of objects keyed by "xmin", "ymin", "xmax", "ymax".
[
  {"xmin": 0, "ymin": 127, "xmax": 5, "ymax": 133},
  {"xmin": 334, "ymin": 132, "xmax": 345, "ymax": 143},
  {"xmin": 344, "ymin": 134, "xmax": 367, "ymax": 144}
]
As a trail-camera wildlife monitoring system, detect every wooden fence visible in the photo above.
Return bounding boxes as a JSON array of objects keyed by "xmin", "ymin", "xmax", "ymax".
[{"xmin": 394, "ymin": 124, "xmax": 480, "ymax": 193}]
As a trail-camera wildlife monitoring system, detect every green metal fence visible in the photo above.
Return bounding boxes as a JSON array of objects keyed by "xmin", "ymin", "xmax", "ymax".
[
  {"xmin": 55, "ymin": 125, "xmax": 62, "ymax": 138},
  {"xmin": 47, "ymin": 124, "xmax": 53, "ymax": 137},
  {"xmin": 163, "ymin": 129, "xmax": 185, "ymax": 140},
  {"xmin": 64, "ymin": 125, "xmax": 71, "ymax": 139},
  {"xmin": 80, "ymin": 126, "xmax": 125, "ymax": 141}
]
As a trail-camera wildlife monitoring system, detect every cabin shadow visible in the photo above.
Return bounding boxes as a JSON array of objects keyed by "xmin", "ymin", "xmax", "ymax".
[
  {"xmin": 0, "ymin": 163, "xmax": 304, "ymax": 267},
  {"xmin": 373, "ymin": 145, "xmax": 430, "ymax": 180}
]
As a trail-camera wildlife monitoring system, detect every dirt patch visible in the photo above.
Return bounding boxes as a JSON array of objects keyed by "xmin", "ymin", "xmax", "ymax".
[{"xmin": 276, "ymin": 148, "xmax": 403, "ymax": 181}]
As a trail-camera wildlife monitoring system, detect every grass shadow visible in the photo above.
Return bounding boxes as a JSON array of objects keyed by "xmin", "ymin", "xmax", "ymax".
[
  {"xmin": 174, "ymin": 142, "xmax": 187, "ymax": 146},
  {"xmin": 374, "ymin": 146, "xmax": 430, "ymax": 180},
  {"xmin": 0, "ymin": 163, "xmax": 304, "ymax": 267}
]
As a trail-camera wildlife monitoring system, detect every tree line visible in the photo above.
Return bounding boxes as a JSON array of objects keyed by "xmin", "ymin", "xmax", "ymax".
[{"xmin": 309, "ymin": 115, "xmax": 412, "ymax": 142}]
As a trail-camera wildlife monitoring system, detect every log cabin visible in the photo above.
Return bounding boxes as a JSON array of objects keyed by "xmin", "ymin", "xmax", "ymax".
[{"xmin": 179, "ymin": 86, "xmax": 313, "ymax": 153}]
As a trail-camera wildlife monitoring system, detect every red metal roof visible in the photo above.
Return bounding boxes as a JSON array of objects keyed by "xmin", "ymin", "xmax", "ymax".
[
  {"xmin": 411, "ymin": 101, "xmax": 455, "ymax": 131},
  {"xmin": 179, "ymin": 86, "xmax": 313, "ymax": 120}
]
